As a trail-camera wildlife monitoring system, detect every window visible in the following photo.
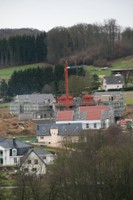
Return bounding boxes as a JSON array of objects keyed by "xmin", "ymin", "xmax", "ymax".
[
  {"xmin": 24, "ymin": 168, "xmax": 28, "ymax": 173},
  {"xmin": 12, "ymin": 149, "xmax": 17, "ymax": 156},
  {"xmin": 34, "ymin": 159, "xmax": 38, "ymax": 164},
  {"xmin": 0, "ymin": 158, "xmax": 3, "ymax": 165},
  {"xmin": 94, "ymin": 123, "xmax": 97, "ymax": 128},
  {"xmin": 32, "ymin": 168, "xmax": 37, "ymax": 172},
  {"xmin": 14, "ymin": 158, "xmax": 17, "ymax": 164},
  {"xmin": 86, "ymin": 124, "xmax": 89, "ymax": 129},
  {"xmin": 0, "ymin": 150, "xmax": 3, "ymax": 156},
  {"xmin": 28, "ymin": 160, "xmax": 31, "ymax": 164},
  {"xmin": 37, "ymin": 125, "xmax": 39, "ymax": 131},
  {"xmin": 111, "ymin": 96, "xmax": 113, "ymax": 101}
]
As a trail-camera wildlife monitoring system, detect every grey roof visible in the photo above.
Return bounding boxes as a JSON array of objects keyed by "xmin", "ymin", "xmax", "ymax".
[
  {"xmin": 0, "ymin": 138, "xmax": 32, "ymax": 156},
  {"xmin": 34, "ymin": 148, "xmax": 53, "ymax": 156},
  {"xmin": 104, "ymin": 76, "xmax": 124, "ymax": 85},
  {"xmin": 36, "ymin": 123, "xmax": 83, "ymax": 136},
  {"xmin": 0, "ymin": 137, "xmax": 5, "ymax": 142},
  {"xmin": 0, "ymin": 138, "xmax": 32, "ymax": 149},
  {"xmin": 13, "ymin": 93, "xmax": 55, "ymax": 103}
]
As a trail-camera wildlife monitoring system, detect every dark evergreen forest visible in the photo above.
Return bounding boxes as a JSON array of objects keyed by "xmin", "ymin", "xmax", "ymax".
[
  {"xmin": 6, "ymin": 66, "xmax": 85, "ymax": 96},
  {"xmin": 0, "ymin": 19, "xmax": 133, "ymax": 67},
  {"xmin": 0, "ymin": 33, "xmax": 47, "ymax": 67}
]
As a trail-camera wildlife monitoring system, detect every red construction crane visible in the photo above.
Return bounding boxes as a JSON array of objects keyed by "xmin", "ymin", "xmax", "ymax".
[
  {"xmin": 64, "ymin": 61, "xmax": 69, "ymax": 110},
  {"xmin": 64, "ymin": 61, "xmax": 82, "ymax": 110}
]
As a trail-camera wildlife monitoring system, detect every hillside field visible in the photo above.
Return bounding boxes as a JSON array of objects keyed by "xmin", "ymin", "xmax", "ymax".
[
  {"xmin": 87, "ymin": 55, "xmax": 133, "ymax": 76},
  {"xmin": 124, "ymin": 91, "xmax": 133, "ymax": 105},
  {"xmin": 0, "ymin": 56, "xmax": 133, "ymax": 80},
  {"xmin": 0, "ymin": 63, "xmax": 48, "ymax": 80}
]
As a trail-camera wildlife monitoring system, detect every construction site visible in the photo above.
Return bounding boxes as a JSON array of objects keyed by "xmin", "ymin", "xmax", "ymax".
[
  {"xmin": 0, "ymin": 63, "xmax": 133, "ymax": 137},
  {"xmin": 0, "ymin": 107, "xmax": 36, "ymax": 138}
]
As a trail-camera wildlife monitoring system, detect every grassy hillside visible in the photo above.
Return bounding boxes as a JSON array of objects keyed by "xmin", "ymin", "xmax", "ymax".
[
  {"xmin": 0, "ymin": 63, "xmax": 48, "ymax": 80},
  {"xmin": 112, "ymin": 55, "xmax": 133, "ymax": 69},
  {"xmin": 0, "ymin": 55, "xmax": 133, "ymax": 80},
  {"xmin": 86, "ymin": 55, "xmax": 133, "ymax": 77},
  {"xmin": 124, "ymin": 91, "xmax": 133, "ymax": 105}
]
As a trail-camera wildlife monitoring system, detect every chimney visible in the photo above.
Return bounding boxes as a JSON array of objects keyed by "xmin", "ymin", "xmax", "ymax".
[{"xmin": 13, "ymin": 137, "xmax": 17, "ymax": 148}]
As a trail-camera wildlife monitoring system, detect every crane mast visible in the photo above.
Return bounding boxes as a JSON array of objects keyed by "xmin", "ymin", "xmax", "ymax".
[
  {"xmin": 64, "ymin": 62, "xmax": 83, "ymax": 110},
  {"xmin": 64, "ymin": 61, "xmax": 69, "ymax": 110}
]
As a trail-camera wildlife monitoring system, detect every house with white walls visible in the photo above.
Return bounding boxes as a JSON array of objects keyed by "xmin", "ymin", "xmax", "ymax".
[
  {"xmin": 0, "ymin": 137, "xmax": 55, "ymax": 167},
  {"xmin": 102, "ymin": 75, "xmax": 124, "ymax": 91},
  {"xmin": 19, "ymin": 149, "xmax": 46, "ymax": 176},
  {"xmin": 0, "ymin": 137, "xmax": 32, "ymax": 166}
]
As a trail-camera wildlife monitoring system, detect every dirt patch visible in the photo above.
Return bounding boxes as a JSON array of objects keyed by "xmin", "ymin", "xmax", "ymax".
[
  {"xmin": 124, "ymin": 91, "xmax": 133, "ymax": 105},
  {"xmin": 122, "ymin": 105, "xmax": 133, "ymax": 119},
  {"xmin": 0, "ymin": 107, "xmax": 36, "ymax": 138}
]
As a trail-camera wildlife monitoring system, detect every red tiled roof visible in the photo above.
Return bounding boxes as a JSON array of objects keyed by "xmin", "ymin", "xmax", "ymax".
[
  {"xmin": 56, "ymin": 105, "xmax": 110, "ymax": 121},
  {"xmin": 80, "ymin": 105, "xmax": 110, "ymax": 120},
  {"xmin": 80, "ymin": 105, "xmax": 110, "ymax": 112},
  {"xmin": 56, "ymin": 110, "xmax": 74, "ymax": 121}
]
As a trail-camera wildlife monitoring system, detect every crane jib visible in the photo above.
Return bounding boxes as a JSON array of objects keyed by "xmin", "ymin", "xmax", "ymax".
[{"xmin": 67, "ymin": 65, "xmax": 83, "ymax": 69}]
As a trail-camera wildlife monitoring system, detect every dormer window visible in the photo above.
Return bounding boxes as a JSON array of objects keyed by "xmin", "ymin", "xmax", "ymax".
[{"xmin": 12, "ymin": 148, "xmax": 17, "ymax": 156}]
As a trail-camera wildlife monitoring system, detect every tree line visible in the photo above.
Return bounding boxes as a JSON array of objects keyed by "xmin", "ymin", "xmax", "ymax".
[
  {"xmin": 1, "ymin": 65, "xmax": 90, "ymax": 97},
  {"xmin": 0, "ymin": 19, "xmax": 133, "ymax": 67},
  {"xmin": 0, "ymin": 65, "xmax": 100, "ymax": 98}
]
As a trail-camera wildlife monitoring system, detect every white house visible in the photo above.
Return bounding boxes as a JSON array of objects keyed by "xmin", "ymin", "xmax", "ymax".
[
  {"xmin": 0, "ymin": 137, "xmax": 55, "ymax": 167},
  {"xmin": 0, "ymin": 137, "xmax": 32, "ymax": 166},
  {"xmin": 20, "ymin": 149, "xmax": 46, "ymax": 176},
  {"xmin": 102, "ymin": 75, "xmax": 124, "ymax": 91}
]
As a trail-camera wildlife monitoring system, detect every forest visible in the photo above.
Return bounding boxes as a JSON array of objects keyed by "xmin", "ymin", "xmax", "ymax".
[{"xmin": 0, "ymin": 19, "xmax": 133, "ymax": 67}]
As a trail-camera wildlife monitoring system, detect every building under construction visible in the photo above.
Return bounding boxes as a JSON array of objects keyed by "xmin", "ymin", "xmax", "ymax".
[
  {"xmin": 9, "ymin": 93, "xmax": 56, "ymax": 121},
  {"xmin": 94, "ymin": 91, "xmax": 126, "ymax": 119}
]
